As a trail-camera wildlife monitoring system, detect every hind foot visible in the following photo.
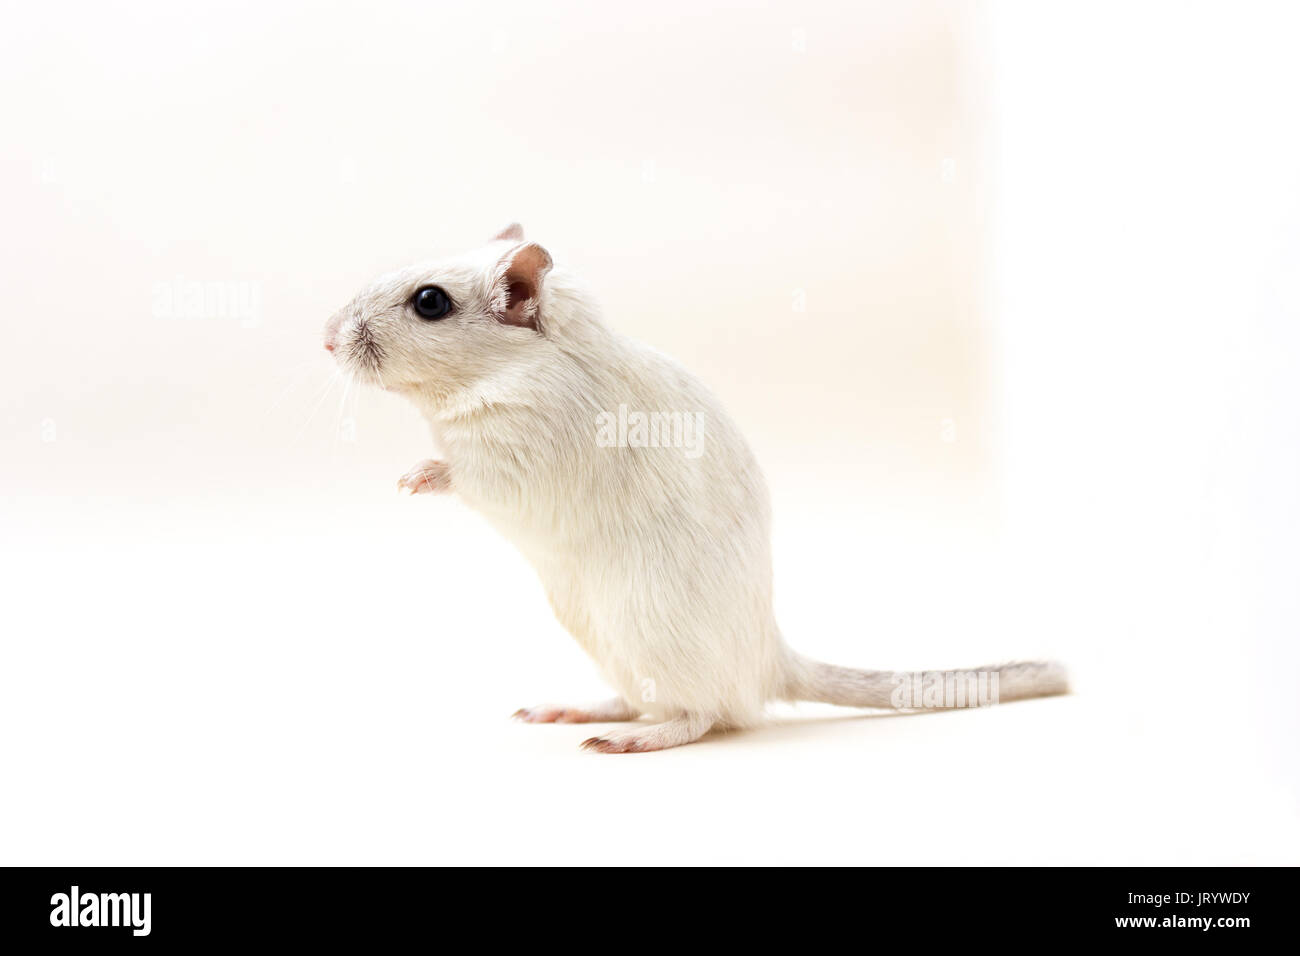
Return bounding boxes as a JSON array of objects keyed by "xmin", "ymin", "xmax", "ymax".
[
  {"xmin": 513, "ymin": 697, "xmax": 640, "ymax": 724},
  {"xmin": 581, "ymin": 714, "xmax": 714, "ymax": 753}
]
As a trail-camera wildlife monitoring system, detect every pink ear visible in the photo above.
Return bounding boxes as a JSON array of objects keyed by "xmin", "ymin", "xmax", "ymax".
[
  {"xmin": 492, "ymin": 222, "xmax": 524, "ymax": 242},
  {"xmin": 494, "ymin": 242, "xmax": 552, "ymax": 331}
]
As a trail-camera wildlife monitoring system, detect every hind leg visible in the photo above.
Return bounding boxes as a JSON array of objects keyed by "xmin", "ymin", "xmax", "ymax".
[
  {"xmin": 580, "ymin": 713, "xmax": 714, "ymax": 753},
  {"xmin": 513, "ymin": 697, "xmax": 640, "ymax": 724}
]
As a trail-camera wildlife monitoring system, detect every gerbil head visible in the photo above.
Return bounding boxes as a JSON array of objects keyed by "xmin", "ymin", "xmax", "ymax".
[{"xmin": 324, "ymin": 223, "xmax": 553, "ymax": 399}]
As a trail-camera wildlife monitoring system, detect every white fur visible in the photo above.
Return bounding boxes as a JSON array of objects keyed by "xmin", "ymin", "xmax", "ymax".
[{"xmin": 326, "ymin": 228, "xmax": 1067, "ymax": 752}]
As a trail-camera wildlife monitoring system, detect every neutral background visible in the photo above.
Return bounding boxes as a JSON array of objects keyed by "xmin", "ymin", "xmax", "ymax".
[{"xmin": 2, "ymin": 0, "xmax": 1297, "ymax": 864}]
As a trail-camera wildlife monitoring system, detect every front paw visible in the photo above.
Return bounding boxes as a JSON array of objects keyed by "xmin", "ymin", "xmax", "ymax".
[{"xmin": 397, "ymin": 459, "xmax": 451, "ymax": 495}]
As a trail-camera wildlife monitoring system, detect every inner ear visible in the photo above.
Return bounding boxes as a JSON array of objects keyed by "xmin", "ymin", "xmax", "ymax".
[
  {"xmin": 494, "ymin": 243, "xmax": 552, "ymax": 331},
  {"xmin": 506, "ymin": 280, "xmax": 532, "ymax": 315}
]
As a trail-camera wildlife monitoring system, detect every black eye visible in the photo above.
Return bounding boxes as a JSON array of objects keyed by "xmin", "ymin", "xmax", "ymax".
[{"xmin": 412, "ymin": 285, "xmax": 452, "ymax": 320}]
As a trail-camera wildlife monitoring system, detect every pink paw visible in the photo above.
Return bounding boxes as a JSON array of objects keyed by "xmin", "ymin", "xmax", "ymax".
[
  {"xmin": 513, "ymin": 706, "xmax": 595, "ymax": 724},
  {"xmin": 397, "ymin": 459, "xmax": 451, "ymax": 495}
]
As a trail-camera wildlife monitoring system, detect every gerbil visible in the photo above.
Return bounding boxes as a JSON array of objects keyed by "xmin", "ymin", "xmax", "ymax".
[{"xmin": 324, "ymin": 224, "xmax": 1067, "ymax": 753}]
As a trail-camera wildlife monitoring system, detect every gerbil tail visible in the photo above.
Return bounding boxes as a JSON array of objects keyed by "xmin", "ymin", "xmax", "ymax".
[{"xmin": 786, "ymin": 655, "xmax": 1068, "ymax": 708}]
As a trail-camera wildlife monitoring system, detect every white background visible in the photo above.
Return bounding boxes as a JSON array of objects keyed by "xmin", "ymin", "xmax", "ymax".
[{"xmin": 2, "ymin": 1, "xmax": 1298, "ymax": 864}]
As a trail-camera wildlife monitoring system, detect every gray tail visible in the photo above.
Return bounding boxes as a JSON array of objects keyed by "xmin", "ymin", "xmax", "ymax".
[{"xmin": 787, "ymin": 656, "xmax": 1069, "ymax": 709}]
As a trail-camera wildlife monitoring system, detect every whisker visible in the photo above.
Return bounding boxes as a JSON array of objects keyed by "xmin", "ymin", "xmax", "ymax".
[
  {"xmin": 262, "ymin": 360, "xmax": 329, "ymax": 422},
  {"xmin": 331, "ymin": 370, "xmax": 355, "ymax": 458},
  {"xmin": 290, "ymin": 366, "xmax": 342, "ymax": 447}
]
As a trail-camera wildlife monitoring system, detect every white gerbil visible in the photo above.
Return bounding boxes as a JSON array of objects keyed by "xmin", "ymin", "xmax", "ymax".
[{"xmin": 324, "ymin": 224, "xmax": 1067, "ymax": 753}]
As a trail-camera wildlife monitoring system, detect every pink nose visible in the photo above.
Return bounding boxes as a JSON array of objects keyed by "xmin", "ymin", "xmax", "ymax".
[{"xmin": 324, "ymin": 309, "xmax": 345, "ymax": 352}]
